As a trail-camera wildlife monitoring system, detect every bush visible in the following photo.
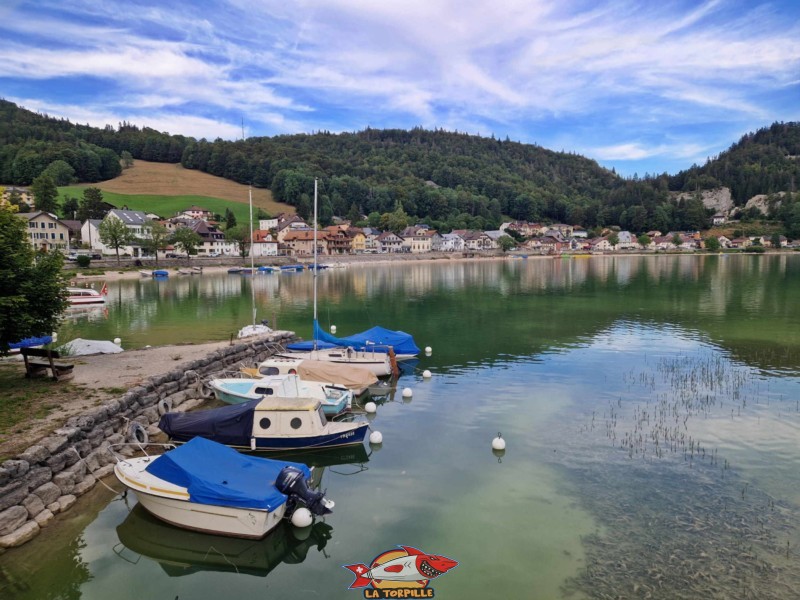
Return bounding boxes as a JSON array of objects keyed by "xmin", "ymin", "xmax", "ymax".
[
  {"xmin": 749, "ymin": 246, "xmax": 766, "ymax": 253},
  {"xmin": 76, "ymin": 255, "xmax": 91, "ymax": 267}
]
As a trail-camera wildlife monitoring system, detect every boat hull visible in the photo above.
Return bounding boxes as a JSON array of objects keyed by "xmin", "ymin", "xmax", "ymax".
[
  {"xmin": 250, "ymin": 422, "xmax": 369, "ymax": 451},
  {"xmin": 114, "ymin": 459, "xmax": 286, "ymax": 539},
  {"xmin": 277, "ymin": 350, "xmax": 392, "ymax": 377}
]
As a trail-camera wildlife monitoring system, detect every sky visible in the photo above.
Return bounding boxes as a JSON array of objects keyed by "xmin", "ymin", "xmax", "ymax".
[{"xmin": 1, "ymin": 0, "xmax": 798, "ymax": 177}]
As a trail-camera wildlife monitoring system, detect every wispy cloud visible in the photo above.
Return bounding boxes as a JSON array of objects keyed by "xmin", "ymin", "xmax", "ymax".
[{"xmin": 0, "ymin": 0, "xmax": 798, "ymax": 175}]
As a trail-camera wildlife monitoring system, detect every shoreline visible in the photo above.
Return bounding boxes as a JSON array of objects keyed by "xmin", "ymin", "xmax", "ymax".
[{"xmin": 67, "ymin": 249, "xmax": 790, "ymax": 282}]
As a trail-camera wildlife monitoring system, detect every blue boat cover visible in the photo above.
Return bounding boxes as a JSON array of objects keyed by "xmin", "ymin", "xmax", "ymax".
[
  {"xmin": 145, "ymin": 437, "xmax": 311, "ymax": 511},
  {"xmin": 159, "ymin": 400, "xmax": 258, "ymax": 447},
  {"xmin": 286, "ymin": 321, "xmax": 419, "ymax": 356},
  {"xmin": 9, "ymin": 335, "xmax": 53, "ymax": 349}
]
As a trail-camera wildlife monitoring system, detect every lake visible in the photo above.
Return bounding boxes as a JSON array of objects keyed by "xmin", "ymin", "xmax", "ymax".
[{"xmin": 3, "ymin": 254, "xmax": 800, "ymax": 599}]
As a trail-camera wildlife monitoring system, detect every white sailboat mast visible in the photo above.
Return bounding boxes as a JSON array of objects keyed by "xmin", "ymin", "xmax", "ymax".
[{"xmin": 313, "ymin": 178, "xmax": 318, "ymax": 347}]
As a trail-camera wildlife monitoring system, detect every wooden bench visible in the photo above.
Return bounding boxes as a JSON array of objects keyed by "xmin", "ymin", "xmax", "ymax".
[{"xmin": 20, "ymin": 348, "xmax": 75, "ymax": 382}]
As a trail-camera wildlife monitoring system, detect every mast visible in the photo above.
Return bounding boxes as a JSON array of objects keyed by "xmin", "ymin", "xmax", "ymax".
[
  {"xmin": 249, "ymin": 185, "xmax": 256, "ymax": 326},
  {"xmin": 313, "ymin": 178, "xmax": 318, "ymax": 349}
]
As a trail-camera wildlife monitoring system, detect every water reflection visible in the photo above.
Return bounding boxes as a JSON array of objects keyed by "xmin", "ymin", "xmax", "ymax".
[{"xmin": 115, "ymin": 504, "xmax": 333, "ymax": 578}]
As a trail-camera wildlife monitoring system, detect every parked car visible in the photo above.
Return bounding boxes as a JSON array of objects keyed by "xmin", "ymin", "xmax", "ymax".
[
  {"xmin": 166, "ymin": 252, "xmax": 180, "ymax": 258},
  {"xmin": 208, "ymin": 252, "xmax": 221, "ymax": 258}
]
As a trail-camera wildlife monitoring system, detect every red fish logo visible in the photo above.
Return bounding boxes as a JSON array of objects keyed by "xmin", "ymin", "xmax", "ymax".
[{"xmin": 344, "ymin": 545, "xmax": 458, "ymax": 596}]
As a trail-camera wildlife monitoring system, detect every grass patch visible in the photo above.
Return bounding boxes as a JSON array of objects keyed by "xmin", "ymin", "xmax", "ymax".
[{"xmin": 0, "ymin": 363, "xmax": 73, "ymax": 440}]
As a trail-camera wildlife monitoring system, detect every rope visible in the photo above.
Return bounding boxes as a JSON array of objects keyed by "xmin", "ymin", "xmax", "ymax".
[{"xmin": 69, "ymin": 447, "xmax": 124, "ymax": 495}]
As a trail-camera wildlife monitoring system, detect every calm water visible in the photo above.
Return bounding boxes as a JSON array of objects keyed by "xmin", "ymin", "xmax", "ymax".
[{"xmin": 3, "ymin": 255, "xmax": 800, "ymax": 599}]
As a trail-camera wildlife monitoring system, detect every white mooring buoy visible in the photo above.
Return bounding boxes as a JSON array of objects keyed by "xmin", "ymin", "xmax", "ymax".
[
  {"xmin": 492, "ymin": 432, "xmax": 506, "ymax": 451},
  {"xmin": 291, "ymin": 507, "xmax": 313, "ymax": 528},
  {"xmin": 422, "ymin": 369, "xmax": 432, "ymax": 379},
  {"xmin": 369, "ymin": 430, "xmax": 383, "ymax": 444},
  {"xmin": 425, "ymin": 346, "xmax": 432, "ymax": 354},
  {"xmin": 402, "ymin": 387, "xmax": 413, "ymax": 398},
  {"xmin": 330, "ymin": 325, "xmax": 337, "ymax": 333},
  {"xmin": 364, "ymin": 401, "xmax": 377, "ymax": 414},
  {"xmin": 113, "ymin": 337, "xmax": 122, "ymax": 345}
]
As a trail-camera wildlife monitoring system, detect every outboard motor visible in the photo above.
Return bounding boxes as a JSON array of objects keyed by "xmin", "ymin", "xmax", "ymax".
[{"xmin": 276, "ymin": 466, "xmax": 335, "ymax": 516}]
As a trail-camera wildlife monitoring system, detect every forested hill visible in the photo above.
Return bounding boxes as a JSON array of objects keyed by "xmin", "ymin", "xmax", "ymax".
[
  {"xmin": 180, "ymin": 128, "xmax": 621, "ymax": 229},
  {"xmin": 0, "ymin": 99, "xmax": 190, "ymax": 185},
  {"xmin": 668, "ymin": 122, "xmax": 800, "ymax": 204},
  {"xmin": 2, "ymin": 97, "xmax": 798, "ymax": 233}
]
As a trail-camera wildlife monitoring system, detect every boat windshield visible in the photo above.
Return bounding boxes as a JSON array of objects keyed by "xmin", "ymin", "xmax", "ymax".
[{"xmin": 317, "ymin": 406, "xmax": 327, "ymax": 425}]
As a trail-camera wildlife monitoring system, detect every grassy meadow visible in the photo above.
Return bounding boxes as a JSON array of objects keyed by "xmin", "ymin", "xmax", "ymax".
[{"xmin": 57, "ymin": 159, "xmax": 293, "ymax": 222}]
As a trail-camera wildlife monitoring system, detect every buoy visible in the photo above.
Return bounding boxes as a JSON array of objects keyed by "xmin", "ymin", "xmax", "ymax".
[
  {"xmin": 369, "ymin": 430, "xmax": 383, "ymax": 444},
  {"xmin": 364, "ymin": 401, "xmax": 377, "ymax": 414},
  {"xmin": 157, "ymin": 398, "xmax": 173, "ymax": 416},
  {"xmin": 291, "ymin": 507, "xmax": 313, "ymax": 528},
  {"xmin": 422, "ymin": 370, "xmax": 432, "ymax": 378},
  {"xmin": 425, "ymin": 346, "xmax": 432, "ymax": 354},
  {"xmin": 492, "ymin": 433, "xmax": 506, "ymax": 451},
  {"xmin": 330, "ymin": 325, "xmax": 337, "ymax": 333},
  {"xmin": 402, "ymin": 387, "xmax": 413, "ymax": 398},
  {"xmin": 492, "ymin": 448, "xmax": 506, "ymax": 462},
  {"xmin": 114, "ymin": 337, "xmax": 122, "ymax": 345},
  {"xmin": 128, "ymin": 422, "xmax": 149, "ymax": 445}
]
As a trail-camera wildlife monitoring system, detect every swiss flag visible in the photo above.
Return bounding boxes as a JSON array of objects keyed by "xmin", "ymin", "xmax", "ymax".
[{"xmin": 100, "ymin": 282, "xmax": 108, "ymax": 296}]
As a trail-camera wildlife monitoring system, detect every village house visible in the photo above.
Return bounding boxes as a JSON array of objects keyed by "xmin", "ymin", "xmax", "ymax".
[
  {"xmin": 179, "ymin": 205, "xmax": 214, "ymax": 220},
  {"xmin": 348, "ymin": 228, "xmax": 366, "ymax": 253},
  {"xmin": 251, "ymin": 230, "xmax": 279, "ymax": 257},
  {"xmin": 18, "ymin": 211, "xmax": 70, "ymax": 252},
  {"xmin": 361, "ymin": 227, "xmax": 382, "ymax": 252},
  {"xmin": 323, "ymin": 226, "xmax": 353, "ymax": 254},
  {"xmin": 400, "ymin": 226, "xmax": 433, "ymax": 253},
  {"xmin": 436, "ymin": 232, "xmax": 465, "ymax": 252},
  {"xmin": 377, "ymin": 231, "xmax": 404, "ymax": 253},
  {"xmin": 283, "ymin": 229, "xmax": 327, "ymax": 256},
  {"xmin": 92, "ymin": 209, "xmax": 148, "ymax": 257},
  {"xmin": 275, "ymin": 216, "xmax": 310, "ymax": 243}
]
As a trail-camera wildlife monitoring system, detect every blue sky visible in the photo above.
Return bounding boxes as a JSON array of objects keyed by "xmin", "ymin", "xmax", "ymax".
[{"xmin": 1, "ymin": 0, "xmax": 798, "ymax": 177}]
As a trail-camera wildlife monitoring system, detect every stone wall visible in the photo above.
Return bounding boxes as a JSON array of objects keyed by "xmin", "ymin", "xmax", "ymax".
[{"xmin": 0, "ymin": 331, "xmax": 294, "ymax": 550}]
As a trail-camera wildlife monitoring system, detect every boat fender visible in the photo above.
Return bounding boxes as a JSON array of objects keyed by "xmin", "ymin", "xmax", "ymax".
[
  {"xmin": 288, "ymin": 368, "xmax": 297, "ymax": 375},
  {"xmin": 127, "ymin": 422, "xmax": 149, "ymax": 445},
  {"xmin": 197, "ymin": 381, "xmax": 214, "ymax": 399},
  {"xmin": 157, "ymin": 398, "xmax": 173, "ymax": 416}
]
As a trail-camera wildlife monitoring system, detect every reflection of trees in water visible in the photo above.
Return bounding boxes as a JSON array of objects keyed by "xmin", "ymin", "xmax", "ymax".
[{"xmin": 0, "ymin": 534, "xmax": 91, "ymax": 600}]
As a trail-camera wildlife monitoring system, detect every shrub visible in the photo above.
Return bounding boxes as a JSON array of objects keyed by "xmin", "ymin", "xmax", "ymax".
[{"xmin": 76, "ymin": 255, "xmax": 91, "ymax": 268}]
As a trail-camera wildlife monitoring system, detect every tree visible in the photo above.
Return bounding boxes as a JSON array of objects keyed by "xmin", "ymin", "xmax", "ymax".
[
  {"xmin": 78, "ymin": 187, "xmax": 106, "ymax": 221},
  {"xmin": 671, "ymin": 233, "xmax": 683, "ymax": 249},
  {"xmin": 30, "ymin": 173, "xmax": 58, "ymax": 214},
  {"xmin": 42, "ymin": 160, "xmax": 75, "ymax": 186},
  {"xmin": 224, "ymin": 208, "xmax": 237, "ymax": 230},
  {"xmin": 225, "ymin": 225, "xmax": 250, "ymax": 257},
  {"xmin": 637, "ymin": 233, "xmax": 652, "ymax": 249},
  {"xmin": 704, "ymin": 236, "xmax": 721, "ymax": 252},
  {"xmin": 171, "ymin": 227, "xmax": 202, "ymax": 259},
  {"xmin": 0, "ymin": 205, "xmax": 68, "ymax": 354},
  {"xmin": 770, "ymin": 233, "xmax": 782, "ymax": 249},
  {"xmin": 498, "ymin": 235, "xmax": 516, "ymax": 252},
  {"xmin": 121, "ymin": 150, "xmax": 134, "ymax": 169},
  {"xmin": 346, "ymin": 202, "xmax": 361, "ymax": 224},
  {"xmin": 607, "ymin": 232, "xmax": 619, "ymax": 248},
  {"xmin": 139, "ymin": 221, "xmax": 170, "ymax": 264},
  {"xmin": 61, "ymin": 195, "xmax": 80, "ymax": 221},
  {"xmin": 98, "ymin": 217, "xmax": 135, "ymax": 263}
]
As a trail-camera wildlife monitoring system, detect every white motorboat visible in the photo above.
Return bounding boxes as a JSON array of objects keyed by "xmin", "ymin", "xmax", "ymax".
[
  {"xmin": 67, "ymin": 285, "xmax": 106, "ymax": 305},
  {"xmin": 113, "ymin": 437, "xmax": 333, "ymax": 539},
  {"xmin": 253, "ymin": 357, "xmax": 378, "ymax": 396},
  {"xmin": 208, "ymin": 374, "xmax": 353, "ymax": 416},
  {"xmin": 277, "ymin": 346, "xmax": 396, "ymax": 377}
]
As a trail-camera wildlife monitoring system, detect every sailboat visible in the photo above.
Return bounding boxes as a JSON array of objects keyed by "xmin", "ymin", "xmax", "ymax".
[
  {"xmin": 238, "ymin": 185, "xmax": 271, "ymax": 339},
  {"xmin": 277, "ymin": 179, "xmax": 397, "ymax": 377}
]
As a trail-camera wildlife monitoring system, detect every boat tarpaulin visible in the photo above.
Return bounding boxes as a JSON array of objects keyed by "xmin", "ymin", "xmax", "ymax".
[
  {"xmin": 9, "ymin": 335, "xmax": 52, "ymax": 349},
  {"xmin": 286, "ymin": 321, "xmax": 419, "ymax": 356},
  {"xmin": 145, "ymin": 437, "xmax": 311, "ymax": 510},
  {"xmin": 297, "ymin": 360, "xmax": 378, "ymax": 390},
  {"xmin": 158, "ymin": 400, "xmax": 257, "ymax": 447}
]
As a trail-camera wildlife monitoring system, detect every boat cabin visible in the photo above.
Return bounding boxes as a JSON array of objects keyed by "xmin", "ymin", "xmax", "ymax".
[{"xmin": 253, "ymin": 398, "xmax": 327, "ymax": 439}]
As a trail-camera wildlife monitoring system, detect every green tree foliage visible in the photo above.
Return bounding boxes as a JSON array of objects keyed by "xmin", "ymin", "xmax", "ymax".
[
  {"xmin": 78, "ymin": 187, "xmax": 107, "ymax": 221},
  {"xmin": 704, "ymin": 236, "xmax": 721, "ymax": 252},
  {"xmin": 98, "ymin": 217, "xmax": 135, "ymax": 263},
  {"xmin": 171, "ymin": 227, "xmax": 202, "ymax": 258},
  {"xmin": 637, "ymin": 233, "xmax": 652, "ymax": 248},
  {"xmin": 42, "ymin": 159, "xmax": 75, "ymax": 186},
  {"xmin": 30, "ymin": 173, "xmax": 59, "ymax": 214},
  {"xmin": 139, "ymin": 221, "xmax": 170, "ymax": 264},
  {"xmin": 0, "ymin": 206, "xmax": 68, "ymax": 354},
  {"xmin": 224, "ymin": 208, "xmax": 237, "ymax": 230},
  {"xmin": 672, "ymin": 233, "xmax": 683, "ymax": 248},
  {"xmin": 224, "ymin": 224, "xmax": 249, "ymax": 257},
  {"xmin": 121, "ymin": 150, "xmax": 134, "ymax": 169},
  {"xmin": 607, "ymin": 232, "xmax": 619, "ymax": 247},
  {"xmin": 61, "ymin": 195, "xmax": 79, "ymax": 220},
  {"xmin": 498, "ymin": 235, "xmax": 516, "ymax": 252}
]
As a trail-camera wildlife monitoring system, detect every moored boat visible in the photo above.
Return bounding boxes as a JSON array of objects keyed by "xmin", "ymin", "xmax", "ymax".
[
  {"xmin": 253, "ymin": 357, "xmax": 378, "ymax": 396},
  {"xmin": 152, "ymin": 270, "xmax": 169, "ymax": 278},
  {"xmin": 159, "ymin": 397, "xmax": 370, "ymax": 451},
  {"xmin": 67, "ymin": 285, "xmax": 106, "ymax": 305},
  {"xmin": 208, "ymin": 374, "xmax": 353, "ymax": 415},
  {"xmin": 113, "ymin": 437, "xmax": 334, "ymax": 538}
]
